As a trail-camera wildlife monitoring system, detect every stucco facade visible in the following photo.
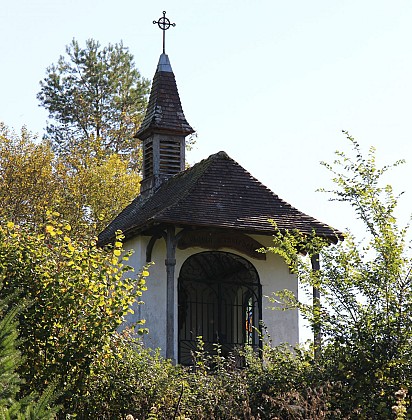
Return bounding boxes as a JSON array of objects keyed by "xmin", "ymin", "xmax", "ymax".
[{"xmin": 124, "ymin": 232, "xmax": 299, "ymax": 360}]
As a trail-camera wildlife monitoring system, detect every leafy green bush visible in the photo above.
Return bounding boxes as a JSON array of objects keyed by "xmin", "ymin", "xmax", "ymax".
[
  {"xmin": 69, "ymin": 334, "xmax": 344, "ymax": 419},
  {"xmin": 0, "ymin": 215, "xmax": 147, "ymax": 410},
  {"xmin": 266, "ymin": 133, "xmax": 412, "ymax": 417},
  {"xmin": 67, "ymin": 330, "xmax": 180, "ymax": 419}
]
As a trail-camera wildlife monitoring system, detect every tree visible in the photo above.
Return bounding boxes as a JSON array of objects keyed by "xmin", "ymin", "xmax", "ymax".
[
  {"xmin": 267, "ymin": 132, "xmax": 412, "ymax": 417},
  {"xmin": 0, "ymin": 215, "xmax": 148, "ymax": 408},
  {"xmin": 0, "ymin": 293, "xmax": 59, "ymax": 418},
  {"xmin": 0, "ymin": 123, "xmax": 141, "ymax": 235},
  {"xmin": 55, "ymin": 153, "xmax": 141, "ymax": 234},
  {"xmin": 37, "ymin": 38, "xmax": 150, "ymax": 168},
  {"xmin": 0, "ymin": 123, "xmax": 59, "ymax": 227}
]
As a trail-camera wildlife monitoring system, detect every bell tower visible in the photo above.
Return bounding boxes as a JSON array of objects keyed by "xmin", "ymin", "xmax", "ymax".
[{"xmin": 136, "ymin": 12, "xmax": 194, "ymax": 197}]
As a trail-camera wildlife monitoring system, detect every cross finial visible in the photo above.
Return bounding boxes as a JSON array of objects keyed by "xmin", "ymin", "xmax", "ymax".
[{"xmin": 153, "ymin": 11, "xmax": 176, "ymax": 54}]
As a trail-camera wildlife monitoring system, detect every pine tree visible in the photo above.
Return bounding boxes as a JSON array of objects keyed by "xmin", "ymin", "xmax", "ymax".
[
  {"xmin": 0, "ymin": 296, "xmax": 22, "ymax": 408},
  {"xmin": 0, "ymin": 293, "xmax": 59, "ymax": 419}
]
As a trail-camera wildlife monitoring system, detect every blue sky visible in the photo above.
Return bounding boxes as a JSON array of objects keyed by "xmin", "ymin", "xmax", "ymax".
[{"xmin": 1, "ymin": 0, "xmax": 412, "ymax": 238}]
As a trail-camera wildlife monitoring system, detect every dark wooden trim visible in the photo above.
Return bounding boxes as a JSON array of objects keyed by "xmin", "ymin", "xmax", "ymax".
[
  {"xmin": 146, "ymin": 231, "xmax": 166, "ymax": 262},
  {"xmin": 311, "ymin": 254, "xmax": 321, "ymax": 359},
  {"xmin": 177, "ymin": 229, "xmax": 266, "ymax": 260}
]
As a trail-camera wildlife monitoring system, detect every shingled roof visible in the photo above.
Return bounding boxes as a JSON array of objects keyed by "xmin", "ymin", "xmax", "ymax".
[
  {"xmin": 136, "ymin": 54, "xmax": 194, "ymax": 139},
  {"xmin": 98, "ymin": 151, "xmax": 343, "ymax": 246}
]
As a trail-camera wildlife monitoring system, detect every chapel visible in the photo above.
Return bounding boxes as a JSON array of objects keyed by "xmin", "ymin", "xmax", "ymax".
[{"xmin": 98, "ymin": 14, "xmax": 341, "ymax": 364}]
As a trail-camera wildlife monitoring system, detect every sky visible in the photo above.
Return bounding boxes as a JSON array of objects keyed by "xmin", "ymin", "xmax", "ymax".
[
  {"xmin": 1, "ymin": 0, "xmax": 412, "ymax": 239},
  {"xmin": 2, "ymin": 0, "xmax": 412, "ymax": 343},
  {"xmin": 0, "ymin": 0, "xmax": 412, "ymax": 342}
]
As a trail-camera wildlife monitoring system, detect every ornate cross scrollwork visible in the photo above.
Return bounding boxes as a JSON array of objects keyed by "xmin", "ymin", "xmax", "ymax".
[{"xmin": 153, "ymin": 11, "xmax": 176, "ymax": 54}]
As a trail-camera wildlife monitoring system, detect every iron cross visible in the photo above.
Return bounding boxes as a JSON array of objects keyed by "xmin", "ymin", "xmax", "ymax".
[{"xmin": 153, "ymin": 11, "xmax": 176, "ymax": 54}]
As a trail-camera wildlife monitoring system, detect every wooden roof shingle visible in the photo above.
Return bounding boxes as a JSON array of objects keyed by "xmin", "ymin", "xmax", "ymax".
[
  {"xmin": 136, "ymin": 54, "xmax": 194, "ymax": 139},
  {"xmin": 98, "ymin": 151, "xmax": 343, "ymax": 246}
]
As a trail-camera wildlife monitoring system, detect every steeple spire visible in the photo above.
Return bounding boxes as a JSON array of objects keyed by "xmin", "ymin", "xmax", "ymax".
[{"xmin": 136, "ymin": 13, "xmax": 194, "ymax": 197}]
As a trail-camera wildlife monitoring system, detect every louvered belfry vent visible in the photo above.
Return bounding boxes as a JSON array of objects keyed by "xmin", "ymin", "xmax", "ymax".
[
  {"xmin": 136, "ymin": 53, "xmax": 194, "ymax": 197},
  {"xmin": 160, "ymin": 140, "xmax": 181, "ymax": 176},
  {"xmin": 143, "ymin": 139, "xmax": 154, "ymax": 178}
]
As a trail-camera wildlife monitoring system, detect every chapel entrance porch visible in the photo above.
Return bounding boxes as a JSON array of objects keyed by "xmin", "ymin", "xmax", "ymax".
[{"xmin": 178, "ymin": 251, "xmax": 262, "ymax": 365}]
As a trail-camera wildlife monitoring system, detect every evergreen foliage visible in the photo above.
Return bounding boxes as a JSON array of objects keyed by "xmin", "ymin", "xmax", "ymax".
[
  {"xmin": 0, "ymin": 293, "xmax": 59, "ymax": 419},
  {"xmin": 37, "ymin": 38, "xmax": 150, "ymax": 168},
  {"xmin": 0, "ymin": 297, "xmax": 23, "ymax": 407}
]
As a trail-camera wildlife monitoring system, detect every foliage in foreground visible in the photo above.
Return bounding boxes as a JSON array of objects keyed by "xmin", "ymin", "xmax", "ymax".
[
  {"xmin": 0, "ymin": 293, "xmax": 59, "ymax": 418},
  {"xmin": 58, "ymin": 331, "xmax": 410, "ymax": 419},
  {"xmin": 267, "ymin": 132, "xmax": 412, "ymax": 417},
  {"xmin": 65, "ymin": 333, "xmax": 341, "ymax": 420},
  {"xmin": 0, "ymin": 215, "xmax": 147, "ymax": 408}
]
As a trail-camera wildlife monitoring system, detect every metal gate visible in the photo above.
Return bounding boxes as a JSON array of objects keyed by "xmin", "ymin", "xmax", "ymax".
[{"xmin": 178, "ymin": 251, "xmax": 262, "ymax": 365}]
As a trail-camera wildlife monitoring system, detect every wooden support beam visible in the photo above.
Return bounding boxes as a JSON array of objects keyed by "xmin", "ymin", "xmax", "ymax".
[{"xmin": 311, "ymin": 254, "xmax": 321, "ymax": 359}]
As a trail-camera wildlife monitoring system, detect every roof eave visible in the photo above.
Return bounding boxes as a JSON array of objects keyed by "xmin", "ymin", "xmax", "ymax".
[{"xmin": 135, "ymin": 125, "xmax": 195, "ymax": 140}]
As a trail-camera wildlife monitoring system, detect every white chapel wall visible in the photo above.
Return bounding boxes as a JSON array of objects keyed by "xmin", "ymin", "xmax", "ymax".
[
  {"xmin": 249, "ymin": 235, "xmax": 299, "ymax": 347},
  {"xmin": 123, "ymin": 232, "xmax": 299, "ymax": 358},
  {"xmin": 124, "ymin": 235, "xmax": 169, "ymax": 355}
]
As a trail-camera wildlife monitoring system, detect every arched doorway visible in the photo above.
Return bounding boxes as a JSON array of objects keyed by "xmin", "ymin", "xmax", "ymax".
[{"xmin": 178, "ymin": 251, "xmax": 262, "ymax": 365}]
